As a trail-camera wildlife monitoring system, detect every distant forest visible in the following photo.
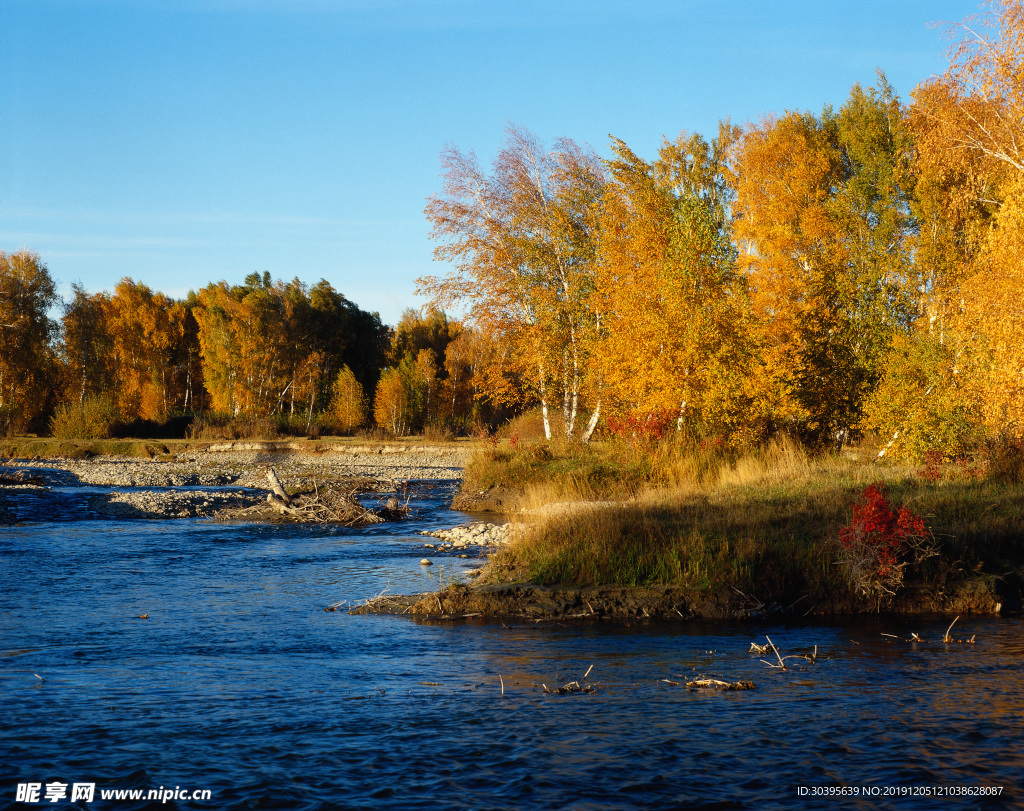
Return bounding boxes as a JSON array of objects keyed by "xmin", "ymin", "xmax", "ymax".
[
  {"xmin": 0, "ymin": 262, "xmax": 506, "ymax": 440},
  {"xmin": 3, "ymin": 2, "xmax": 1023, "ymax": 459}
]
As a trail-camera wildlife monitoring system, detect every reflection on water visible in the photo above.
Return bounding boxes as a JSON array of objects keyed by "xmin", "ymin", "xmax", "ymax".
[{"xmin": 1, "ymin": 481, "xmax": 1022, "ymax": 809}]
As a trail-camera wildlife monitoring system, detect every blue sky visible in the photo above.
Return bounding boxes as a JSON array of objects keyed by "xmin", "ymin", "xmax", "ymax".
[{"xmin": 2, "ymin": 0, "xmax": 979, "ymax": 325}]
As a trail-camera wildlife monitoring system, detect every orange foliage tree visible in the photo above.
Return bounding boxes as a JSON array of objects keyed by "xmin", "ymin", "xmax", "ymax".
[
  {"xmin": 103, "ymin": 279, "xmax": 188, "ymax": 421},
  {"xmin": 869, "ymin": 1, "xmax": 1024, "ymax": 456},
  {"xmin": 0, "ymin": 250, "xmax": 58, "ymax": 433},
  {"xmin": 595, "ymin": 126, "xmax": 762, "ymax": 444}
]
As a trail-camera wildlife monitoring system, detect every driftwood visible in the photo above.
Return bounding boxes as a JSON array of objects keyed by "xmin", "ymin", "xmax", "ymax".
[
  {"xmin": 754, "ymin": 636, "xmax": 819, "ymax": 669},
  {"xmin": 0, "ymin": 470, "xmax": 46, "ymax": 487},
  {"xmin": 880, "ymin": 617, "xmax": 976, "ymax": 645},
  {"xmin": 266, "ymin": 468, "xmax": 291, "ymax": 504},
  {"xmin": 261, "ymin": 467, "xmax": 402, "ymax": 525},
  {"xmin": 542, "ymin": 664, "xmax": 596, "ymax": 695},
  {"xmin": 661, "ymin": 677, "xmax": 756, "ymax": 691}
]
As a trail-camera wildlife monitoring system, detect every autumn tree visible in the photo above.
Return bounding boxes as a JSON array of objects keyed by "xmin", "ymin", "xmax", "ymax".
[
  {"xmin": 104, "ymin": 278, "xmax": 187, "ymax": 421},
  {"xmin": 60, "ymin": 284, "xmax": 115, "ymax": 408},
  {"xmin": 0, "ymin": 250, "xmax": 58, "ymax": 433},
  {"xmin": 193, "ymin": 273, "xmax": 291, "ymax": 416},
  {"xmin": 869, "ymin": 1, "xmax": 1024, "ymax": 455},
  {"xmin": 390, "ymin": 306, "xmax": 460, "ymax": 367},
  {"xmin": 193, "ymin": 273, "xmax": 386, "ymax": 423},
  {"xmin": 595, "ymin": 125, "xmax": 759, "ymax": 443},
  {"xmin": 331, "ymin": 365, "xmax": 366, "ymax": 434},
  {"xmin": 918, "ymin": 1, "xmax": 1024, "ymax": 439},
  {"xmin": 732, "ymin": 76, "xmax": 919, "ymax": 447},
  {"xmin": 421, "ymin": 124, "xmax": 606, "ymax": 441},
  {"xmin": 373, "ymin": 367, "xmax": 411, "ymax": 435}
]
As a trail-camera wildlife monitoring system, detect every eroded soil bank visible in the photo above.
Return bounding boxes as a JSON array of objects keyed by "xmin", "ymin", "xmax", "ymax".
[{"xmin": 351, "ymin": 572, "xmax": 1024, "ymax": 622}]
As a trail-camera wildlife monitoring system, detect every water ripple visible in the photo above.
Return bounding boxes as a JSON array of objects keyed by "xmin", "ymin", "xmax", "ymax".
[{"xmin": 2, "ymin": 488, "xmax": 1022, "ymax": 809}]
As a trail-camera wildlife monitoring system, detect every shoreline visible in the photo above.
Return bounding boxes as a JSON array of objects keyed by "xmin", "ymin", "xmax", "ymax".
[
  {"xmin": 5, "ymin": 443, "xmax": 1023, "ymax": 619},
  {"xmin": 349, "ymin": 574, "xmax": 1023, "ymax": 622},
  {"xmin": 0, "ymin": 443, "xmax": 467, "ymax": 522}
]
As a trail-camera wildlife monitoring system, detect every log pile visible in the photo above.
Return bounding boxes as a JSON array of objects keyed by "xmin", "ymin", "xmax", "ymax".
[
  {"xmin": 0, "ymin": 469, "xmax": 46, "ymax": 487},
  {"xmin": 263, "ymin": 467, "xmax": 402, "ymax": 525}
]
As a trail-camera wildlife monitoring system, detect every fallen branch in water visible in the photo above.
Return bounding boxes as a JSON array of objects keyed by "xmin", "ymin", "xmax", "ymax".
[
  {"xmin": 0, "ymin": 470, "xmax": 46, "ymax": 486},
  {"xmin": 542, "ymin": 664, "xmax": 596, "ymax": 695},
  {"xmin": 757, "ymin": 636, "xmax": 819, "ymax": 668},
  {"xmin": 542, "ymin": 680, "xmax": 595, "ymax": 695},
  {"xmin": 881, "ymin": 617, "xmax": 976, "ymax": 645},
  {"xmin": 663, "ymin": 677, "xmax": 756, "ymax": 691},
  {"xmin": 764, "ymin": 635, "xmax": 787, "ymax": 670}
]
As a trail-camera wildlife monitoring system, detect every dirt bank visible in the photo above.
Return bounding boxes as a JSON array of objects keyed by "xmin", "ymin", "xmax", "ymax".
[
  {"xmin": 450, "ymin": 484, "xmax": 523, "ymax": 513},
  {"xmin": 350, "ymin": 572, "xmax": 1023, "ymax": 621}
]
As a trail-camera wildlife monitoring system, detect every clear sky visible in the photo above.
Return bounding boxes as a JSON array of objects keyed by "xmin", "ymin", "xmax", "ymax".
[{"xmin": 2, "ymin": 0, "xmax": 980, "ymax": 325}]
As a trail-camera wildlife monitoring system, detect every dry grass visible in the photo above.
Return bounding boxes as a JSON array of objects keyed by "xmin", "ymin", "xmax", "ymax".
[{"xmin": 475, "ymin": 437, "xmax": 1024, "ymax": 604}]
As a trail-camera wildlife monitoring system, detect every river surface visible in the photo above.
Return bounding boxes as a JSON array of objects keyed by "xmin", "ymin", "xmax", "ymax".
[{"xmin": 2, "ymin": 478, "xmax": 1023, "ymax": 810}]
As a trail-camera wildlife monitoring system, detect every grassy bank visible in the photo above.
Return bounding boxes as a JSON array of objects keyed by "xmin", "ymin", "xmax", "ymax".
[
  {"xmin": 0, "ymin": 438, "xmax": 178, "ymax": 460},
  {"xmin": 469, "ymin": 438, "xmax": 1024, "ymax": 611}
]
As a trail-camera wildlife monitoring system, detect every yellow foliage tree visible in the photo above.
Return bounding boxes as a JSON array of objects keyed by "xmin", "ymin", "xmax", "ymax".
[
  {"xmin": 421, "ymin": 124, "xmax": 606, "ymax": 441},
  {"xmin": 733, "ymin": 77, "xmax": 919, "ymax": 446},
  {"xmin": 373, "ymin": 368, "xmax": 410, "ymax": 436},
  {"xmin": 331, "ymin": 365, "xmax": 366, "ymax": 434},
  {"xmin": 595, "ymin": 127, "xmax": 761, "ymax": 443}
]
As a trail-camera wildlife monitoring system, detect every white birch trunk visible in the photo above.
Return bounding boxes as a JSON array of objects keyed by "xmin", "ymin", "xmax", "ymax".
[
  {"xmin": 581, "ymin": 394, "xmax": 601, "ymax": 444},
  {"xmin": 567, "ymin": 325, "xmax": 579, "ymax": 439},
  {"xmin": 538, "ymin": 361, "xmax": 551, "ymax": 441}
]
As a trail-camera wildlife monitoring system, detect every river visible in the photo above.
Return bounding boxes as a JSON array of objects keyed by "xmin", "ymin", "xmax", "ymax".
[{"xmin": 2, "ymin": 479, "xmax": 1022, "ymax": 809}]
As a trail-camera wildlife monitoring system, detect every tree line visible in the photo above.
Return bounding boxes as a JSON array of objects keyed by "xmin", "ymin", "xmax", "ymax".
[
  {"xmin": 0, "ymin": 260, "xmax": 513, "ymax": 438},
  {"xmin": 4, "ymin": 1, "xmax": 1022, "ymax": 456},
  {"xmin": 420, "ymin": 0, "xmax": 1024, "ymax": 459}
]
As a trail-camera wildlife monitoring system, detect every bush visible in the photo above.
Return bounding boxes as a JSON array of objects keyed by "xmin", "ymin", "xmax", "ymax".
[
  {"xmin": 423, "ymin": 422, "xmax": 455, "ymax": 442},
  {"xmin": 837, "ymin": 484, "xmax": 937, "ymax": 599},
  {"xmin": 49, "ymin": 396, "xmax": 118, "ymax": 440},
  {"xmin": 979, "ymin": 435, "xmax": 1024, "ymax": 484},
  {"xmin": 187, "ymin": 413, "xmax": 280, "ymax": 441},
  {"xmin": 917, "ymin": 434, "xmax": 1024, "ymax": 485}
]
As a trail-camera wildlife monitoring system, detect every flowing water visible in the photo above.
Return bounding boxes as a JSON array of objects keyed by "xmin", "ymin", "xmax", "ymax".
[{"xmin": 2, "ymin": 478, "xmax": 1023, "ymax": 810}]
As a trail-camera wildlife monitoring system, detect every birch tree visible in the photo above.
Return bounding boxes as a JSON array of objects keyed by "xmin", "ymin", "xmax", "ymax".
[
  {"xmin": 420, "ymin": 124, "xmax": 606, "ymax": 441},
  {"xmin": 595, "ymin": 126, "xmax": 757, "ymax": 443},
  {"xmin": 732, "ymin": 78, "xmax": 919, "ymax": 447}
]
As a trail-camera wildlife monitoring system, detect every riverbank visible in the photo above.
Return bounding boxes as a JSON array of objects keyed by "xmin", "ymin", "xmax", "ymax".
[
  {"xmin": 361, "ymin": 437, "xmax": 1024, "ymax": 620},
  {"xmin": 0, "ymin": 441, "xmax": 469, "ymax": 523},
  {"xmin": 351, "ymin": 574, "xmax": 1023, "ymax": 620}
]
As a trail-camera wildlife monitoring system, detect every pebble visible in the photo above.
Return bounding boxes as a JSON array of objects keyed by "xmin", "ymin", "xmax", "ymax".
[
  {"xmin": 420, "ymin": 521, "xmax": 517, "ymax": 548},
  {"xmin": 420, "ymin": 559, "xmax": 433, "ymax": 566},
  {"xmin": 5, "ymin": 448, "xmax": 467, "ymax": 520},
  {"xmin": 18, "ymin": 447, "xmax": 465, "ymax": 490}
]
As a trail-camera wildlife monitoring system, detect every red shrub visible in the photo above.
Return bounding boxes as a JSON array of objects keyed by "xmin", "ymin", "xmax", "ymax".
[
  {"xmin": 838, "ymin": 485, "xmax": 934, "ymax": 598},
  {"xmin": 605, "ymin": 409, "xmax": 676, "ymax": 444}
]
